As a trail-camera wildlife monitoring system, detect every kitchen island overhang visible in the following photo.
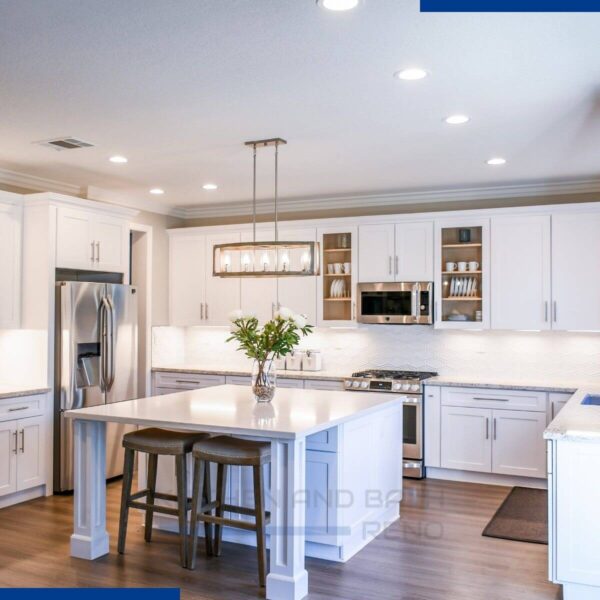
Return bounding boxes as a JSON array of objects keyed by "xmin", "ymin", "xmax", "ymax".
[{"xmin": 66, "ymin": 385, "xmax": 404, "ymax": 600}]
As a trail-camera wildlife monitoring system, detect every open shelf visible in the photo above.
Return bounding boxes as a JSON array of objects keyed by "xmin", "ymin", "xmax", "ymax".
[
  {"xmin": 324, "ymin": 248, "xmax": 352, "ymax": 253},
  {"xmin": 322, "ymin": 231, "xmax": 353, "ymax": 322},
  {"xmin": 444, "ymin": 297, "xmax": 482, "ymax": 301},
  {"xmin": 442, "ymin": 243, "xmax": 482, "ymax": 249},
  {"xmin": 324, "ymin": 273, "xmax": 351, "ymax": 277},
  {"xmin": 324, "ymin": 297, "xmax": 351, "ymax": 302},
  {"xmin": 442, "ymin": 270, "xmax": 482, "ymax": 275}
]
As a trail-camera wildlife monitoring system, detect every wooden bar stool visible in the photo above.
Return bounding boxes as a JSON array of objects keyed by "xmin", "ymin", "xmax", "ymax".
[
  {"xmin": 187, "ymin": 436, "xmax": 271, "ymax": 587},
  {"xmin": 118, "ymin": 427, "xmax": 211, "ymax": 568}
]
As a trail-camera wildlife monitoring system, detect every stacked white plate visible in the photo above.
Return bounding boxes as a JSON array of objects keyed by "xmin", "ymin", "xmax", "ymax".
[{"xmin": 330, "ymin": 279, "xmax": 347, "ymax": 298}]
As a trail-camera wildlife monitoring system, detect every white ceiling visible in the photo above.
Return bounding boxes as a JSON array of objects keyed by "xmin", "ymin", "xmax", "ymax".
[{"xmin": 1, "ymin": 0, "xmax": 600, "ymax": 214}]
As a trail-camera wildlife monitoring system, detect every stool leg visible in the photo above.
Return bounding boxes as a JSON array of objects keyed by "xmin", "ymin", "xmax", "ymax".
[
  {"xmin": 187, "ymin": 455, "xmax": 205, "ymax": 570},
  {"xmin": 175, "ymin": 454, "xmax": 188, "ymax": 568},
  {"xmin": 117, "ymin": 448, "xmax": 135, "ymax": 554},
  {"xmin": 253, "ymin": 464, "xmax": 267, "ymax": 588},
  {"xmin": 203, "ymin": 460, "xmax": 213, "ymax": 557},
  {"xmin": 144, "ymin": 453, "xmax": 158, "ymax": 543},
  {"xmin": 214, "ymin": 463, "xmax": 228, "ymax": 557}
]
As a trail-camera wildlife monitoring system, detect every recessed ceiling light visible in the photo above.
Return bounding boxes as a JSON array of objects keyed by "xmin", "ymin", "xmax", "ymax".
[
  {"xmin": 486, "ymin": 157, "xmax": 507, "ymax": 166},
  {"xmin": 203, "ymin": 183, "xmax": 218, "ymax": 190},
  {"xmin": 318, "ymin": 0, "xmax": 359, "ymax": 10},
  {"xmin": 445, "ymin": 114, "xmax": 470, "ymax": 125},
  {"xmin": 149, "ymin": 188, "xmax": 164, "ymax": 195},
  {"xmin": 109, "ymin": 155, "xmax": 128, "ymax": 164},
  {"xmin": 395, "ymin": 68, "xmax": 428, "ymax": 81}
]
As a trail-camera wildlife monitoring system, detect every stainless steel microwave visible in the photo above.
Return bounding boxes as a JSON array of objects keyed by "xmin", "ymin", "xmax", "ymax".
[{"xmin": 357, "ymin": 282, "xmax": 433, "ymax": 324}]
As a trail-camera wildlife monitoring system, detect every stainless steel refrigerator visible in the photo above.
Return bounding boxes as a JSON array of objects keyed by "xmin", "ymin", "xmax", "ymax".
[{"xmin": 54, "ymin": 281, "xmax": 138, "ymax": 492}]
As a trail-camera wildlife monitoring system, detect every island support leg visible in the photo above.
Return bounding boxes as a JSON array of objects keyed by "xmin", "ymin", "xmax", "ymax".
[
  {"xmin": 70, "ymin": 419, "xmax": 109, "ymax": 560},
  {"xmin": 267, "ymin": 438, "xmax": 308, "ymax": 600}
]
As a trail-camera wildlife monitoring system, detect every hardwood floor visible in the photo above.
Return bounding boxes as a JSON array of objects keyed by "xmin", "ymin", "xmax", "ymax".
[{"xmin": 0, "ymin": 478, "xmax": 561, "ymax": 600}]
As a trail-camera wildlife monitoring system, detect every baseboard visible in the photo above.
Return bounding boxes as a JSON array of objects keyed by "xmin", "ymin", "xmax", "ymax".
[
  {"xmin": 0, "ymin": 485, "xmax": 46, "ymax": 509},
  {"xmin": 426, "ymin": 468, "xmax": 547, "ymax": 489}
]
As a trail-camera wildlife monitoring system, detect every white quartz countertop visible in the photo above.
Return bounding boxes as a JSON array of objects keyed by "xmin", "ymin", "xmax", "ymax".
[
  {"xmin": 152, "ymin": 364, "xmax": 347, "ymax": 381},
  {"xmin": 65, "ymin": 384, "xmax": 403, "ymax": 439},
  {"xmin": 425, "ymin": 375, "xmax": 581, "ymax": 393},
  {"xmin": 544, "ymin": 386, "xmax": 600, "ymax": 442},
  {"xmin": 0, "ymin": 385, "xmax": 50, "ymax": 400}
]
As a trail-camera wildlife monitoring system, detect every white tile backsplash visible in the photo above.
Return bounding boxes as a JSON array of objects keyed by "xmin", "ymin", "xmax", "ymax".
[
  {"xmin": 0, "ymin": 329, "xmax": 47, "ymax": 387},
  {"xmin": 152, "ymin": 325, "xmax": 600, "ymax": 383}
]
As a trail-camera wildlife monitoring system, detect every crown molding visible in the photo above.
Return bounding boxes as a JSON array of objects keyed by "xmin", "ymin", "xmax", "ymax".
[
  {"xmin": 0, "ymin": 167, "xmax": 83, "ymax": 196},
  {"xmin": 85, "ymin": 186, "xmax": 186, "ymax": 218},
  {"xmin": 178, "ymin": 176, "xmax": 600, "ymax": 220}
]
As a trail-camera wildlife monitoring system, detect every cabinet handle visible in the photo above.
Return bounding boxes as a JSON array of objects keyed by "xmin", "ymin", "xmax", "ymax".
[
  {"xmin": 175, "ymin": 379, "xmax": 200, "ymax": 384},
  {"xmin": 12, "ymin": 431, "xmax": 18, "ymax": 454},
  {"xmin": 8, "ymin": 406, "xmax": 28, "ymax": 412},
  {"xmin": 485, "ymin": 417, "xmax": 489, "ymax": 440},
  {"xmin": 272, "ymin": 302, "xmax": 276, "ymax": 318},
  {"xmin": 473, "ymin": 397, "xmax": 509, "ymax": 402},
  {"xmin": 200, "ymin": 303, "xmax": 204, "ymax": 320},
  {"xmin": 553, "ymin": 301, "xmax": 557, "ymax": 323},
  {"xmin": 544, "ymin": 301, "xmax": 548, "ymax": 322},
  {"xmin": 395, "ymin": 256, "xmax": 399, "ymax": 276},
  {"xmin": 20, "ymin": 430, "xmax": 25, "ymax": 453},
  {"xmin": 205, "ymin": 303, "xmax": 208, "ymax": 320},
  {"xmin": 388, "ymin": 256, "xmax": 392, "ymax": 275},
  {"xmin": 352, "ymin": 301, "xmax": 356, "ymax": 320},
  {"xmin": 493, "ymin": 418, "xmax": 497, "ymax": 440},
  {"xmin": 91, "ymin": 241, "xmax": 95, "ymax": 262},
  {"xmin": 96, "ymin": 241, "xmax": 100, "ymax": 263}
]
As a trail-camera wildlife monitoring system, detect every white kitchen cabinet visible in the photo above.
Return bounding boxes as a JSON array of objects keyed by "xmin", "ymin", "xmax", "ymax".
[
  {"xmin": 305, "ymin": 450, "xmax": 338, "ymax": 541},
  {"xmin": 491, "ymin": 215, "xmax": 551, "ymax": 330},
  {"xmin": 440, "ymin": 405, "xmax": 492, "ymax": 472},
  {"xmin": 550, "ymin": 392, "xmax": 572, "ymax": 420},
  {"xmin": 240, "ymin": 230, "xmax": 278, "ymax": 323},
  {"xmin": 0, "ymin": 198, "xmax": 22, "ymax": 328},
  {"xmin": 56, "ymin": 206, "xmax": 128, "ymax": 273},
  {"xmin": 277, "ymin": 227, "xmax": 318, "ymax": 324},
  {"xmin": 395, "ymin": 221, "xmax": 434, "ymax": 281},
  {"xmin": 358, "ymin": 224, "xmax": 395, "ymax": 282},
  {"xmin": 169, "ymin": 234, "xmax": 206, "ymax": 326},
  {"xmin": 0, "ymin": 416, "xmax": 44, "ymax": 498},
  {"xmin": 552, "ymin": 213, "xmax": 600, "ymax": 331},
  {"xmin": 491, "ymin": 410, "xmax": 546, "ymax": 477},
  {"xmin": 357, "ymin": 221, "xmax": 433, "ymax": 283},
  {"xmin": 0, "ymin": 420, "xmax": 17, "ymax": 496}
]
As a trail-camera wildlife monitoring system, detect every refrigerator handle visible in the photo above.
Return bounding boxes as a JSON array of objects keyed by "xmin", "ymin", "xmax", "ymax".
[
  {"xmin": 100, "ymin": 297, "xmax": 109, "ymax": 392},
  {"xmin": 106, "ymin": 296, "xmax": 116, "ymax": 391}
]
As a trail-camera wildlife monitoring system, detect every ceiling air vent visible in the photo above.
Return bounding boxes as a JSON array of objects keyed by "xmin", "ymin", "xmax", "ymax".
[{"xmin": 40, "ymin": 137, "xmax": 95, "ymax": 151}]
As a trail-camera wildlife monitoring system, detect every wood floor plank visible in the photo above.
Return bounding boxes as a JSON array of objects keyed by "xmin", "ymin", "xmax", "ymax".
[{"xmin": 0, "ymin": 478, "xmax": 561, "ymax": 599}]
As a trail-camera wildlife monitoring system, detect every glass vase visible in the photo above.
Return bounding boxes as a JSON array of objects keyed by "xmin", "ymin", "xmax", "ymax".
[{"xmin": 251, "ymin": 359, "xmax": 277, "ymax": 403}]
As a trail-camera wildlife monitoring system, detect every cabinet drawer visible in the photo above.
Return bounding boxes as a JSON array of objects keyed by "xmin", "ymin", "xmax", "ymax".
[
  {"xmin": 307, "ymin": 427, "xmax": 338, "ymax": 452},
  {"xmin": 153, "ymin": 372, "xmax": 225, "ymax": 389},
  {"xmin": 225, "ymin": 375, "xmax": 251, "ymax": 386},
  {"xmin": 277, "ymin": 378, "xmax": 304, "ymax": 389},
  {"xmin": 0, "ymin": 395, "xmax": 44, "ymax": 422},
  {"xmin": 303, "ymin": 379, "xmax": 344, "ymax": 391},
  {"xmin": 441, "ymin": 386, "xmax": 547, "ymax": 412}
]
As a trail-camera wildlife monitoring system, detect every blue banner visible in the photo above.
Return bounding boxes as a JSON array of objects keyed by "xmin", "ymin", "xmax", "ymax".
[
  {"xmin": 421, "ymin": 0, "xmax": 600, "ymax": 10},
  {"xmin": 0, "ymin": 591, "xmax": 180, "ymax": 600}
]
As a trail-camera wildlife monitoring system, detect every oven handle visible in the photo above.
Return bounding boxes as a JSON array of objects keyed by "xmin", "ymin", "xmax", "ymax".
[{"xmin": 402, "ymin": 396, "xmax": 422, "ymax": 405}]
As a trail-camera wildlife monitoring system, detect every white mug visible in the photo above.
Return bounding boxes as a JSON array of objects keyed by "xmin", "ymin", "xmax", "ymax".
[
  {"xmin": 446, "ymin": 262, "xmax": 457, "ymax": 272},
  {"xmin": 334, "ymin": 263, "xmax": 343, "ymax": 274},
  {"xmin": 327, "ymin": 264, "xmax": 335, "ymax": 274},
  {"xmin": 343, "ymin": 262, "xmax": 351, "ymax": 274},
  {"xmin": 457, "ymin": 261, "xmax": 467, "ymax": 272},
  {"xmin": 468, "ymin": 261, "xmax": 480, "ymax": 271}
]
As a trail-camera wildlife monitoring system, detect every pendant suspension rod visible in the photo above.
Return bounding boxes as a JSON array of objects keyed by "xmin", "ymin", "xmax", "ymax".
[
  {"xmin": 274, "ymin": 141, "xmax": 279, "ymax": 242},
  {"xmin": 252, "ymin": 143, "xmax": 257, "ymax": 243}
]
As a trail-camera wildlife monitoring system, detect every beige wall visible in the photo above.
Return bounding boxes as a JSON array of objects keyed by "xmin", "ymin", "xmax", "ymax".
[
  {"xmin": 182, "ymin": 191, "xmax": 600, "ymax": 228},
  {"xmin": 130, "ymin": 210, "xmax": 184, "ymax": 325}
]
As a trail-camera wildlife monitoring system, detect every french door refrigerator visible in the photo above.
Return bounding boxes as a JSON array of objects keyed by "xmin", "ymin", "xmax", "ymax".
[{"xmin": 54, "ymin": 281, "xmax": 138, "ymax": 492}]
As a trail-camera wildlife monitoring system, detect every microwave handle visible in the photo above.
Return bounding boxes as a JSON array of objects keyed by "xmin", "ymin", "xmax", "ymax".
[{"xmin": 411, "ymin": 283, "xmax": 419, "ymax": 320}]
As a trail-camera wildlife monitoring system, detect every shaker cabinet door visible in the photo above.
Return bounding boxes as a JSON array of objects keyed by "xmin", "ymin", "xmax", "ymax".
[
  {"xmin": 358, "ymin": 224, "xmax": 395, "ymax": 282},
  {"xmin": 56, "ymin": 207, "xmax": 94, "ymax": 270},
  {"xmin": 395, "ymin": 221, "xmax": 433, "ymax": 281},
  {"xmin": 16, "ymin": 416, "xmax": 45, "ymax": 491},
  {"xmin": 0, "ymin": 420, "xmax": 17, "ymax": 497}
]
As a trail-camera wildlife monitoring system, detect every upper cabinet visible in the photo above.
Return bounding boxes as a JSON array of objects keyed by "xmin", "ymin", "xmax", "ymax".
[
  {"xmin": 169, "ymin": 231, "xmax": 241, "ymax": 326},
  {"xmin": 56, "ymin": 206, "xmax": 128, "ymax": 273},
  {"xmin": 0, "ymin": 196, "xmax": 22, "ymax": 328},
  {"xmin": 358, "ymin": 221, "xmax": 433, "ymax": 283},
  {"xmin": 434, "ymin": 218, "xmax": 490, "ymax": 329},
  {"xmin": 552, "ymin": 213, "xmax": 600, "ymax": 331},
  {"xmin": 491, "ymin": 215, "xmax": 551, "ymax": 330}
]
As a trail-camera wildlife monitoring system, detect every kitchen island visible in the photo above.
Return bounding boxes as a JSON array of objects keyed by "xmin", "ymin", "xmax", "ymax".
[
  {"xmin": 65, "ymin": 384, "xmax": 403, "ymax": 600},
  {"xmin": 545, "ymin": 385, "xmax": 600, "ymax": 600}
]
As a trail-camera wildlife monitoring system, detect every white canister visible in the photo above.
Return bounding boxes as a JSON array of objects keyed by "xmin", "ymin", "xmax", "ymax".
[
  {"xmin": 274, "ymin": 356, "xmax": 286, "ymax": 370},
  {"xmin": 286, "ymin": 351, "xmax": 304, "ymax": 371},
  {"xmin": 302, "ymin": 350, "xmax": 322, "ymax": 371}
]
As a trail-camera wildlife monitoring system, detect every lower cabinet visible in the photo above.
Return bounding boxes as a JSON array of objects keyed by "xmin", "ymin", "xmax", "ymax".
[
  {"xmin": 440, "ymin": 404, "xmax": 546, "ymax": 477},
  {"xmin": 0, "ymin": 416, "xmax": 44, "ymax": 497}
]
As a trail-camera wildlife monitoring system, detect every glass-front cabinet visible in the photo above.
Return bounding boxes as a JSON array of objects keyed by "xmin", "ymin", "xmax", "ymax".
[
  {"xmin": 317, "ymin": 225, "xmax": 358, "ymax": 327},
  {"xmin": 434, "ymin": 218, "xmax": 490, "ymax": 329}
]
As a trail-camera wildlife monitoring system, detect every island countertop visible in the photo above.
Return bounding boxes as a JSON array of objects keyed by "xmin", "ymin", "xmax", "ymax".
[
  {"xmin": 65, "ymin": 383, "xmax": 404, "ymax": 439},
  {"xmin": 544, "ymin": 385, "xmax": 600, "ymax": 442}
]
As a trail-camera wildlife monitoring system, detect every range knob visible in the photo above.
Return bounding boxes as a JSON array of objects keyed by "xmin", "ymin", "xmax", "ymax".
[
  {"xmin": 344, "ymin": 380, "xmax": 353, "ymax": 388},
  {"xmin": 393, "ymin": 383, "xmax": 402, "ymax": 391},
  {"xmin": 410, "ymin": 384, "xmax": 420, "ymax": 392},
  {"xmin": 401, "ymin": 383, "xmax": 411, "ymax": 391},
  {"xmin": 360, "ymin": 381, "xmax": 369, "ymax": 389},
  {"xmin": 352, "ymin": 380, "xmax": 361, "ymax": 388}
]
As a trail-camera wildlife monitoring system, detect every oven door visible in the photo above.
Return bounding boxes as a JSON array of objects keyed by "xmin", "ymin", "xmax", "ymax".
[
  {"xmin": 357, "ymin": 282, "xmax": 420, "ymax": 324},
  {"xmin": 403, "ymin": 396, "xmax": 422, "ymax": 461}
]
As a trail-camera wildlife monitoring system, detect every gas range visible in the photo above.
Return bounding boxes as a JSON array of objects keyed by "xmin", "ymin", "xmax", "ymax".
[{"xmin": 344, "ymin": 369, "xmax": 437, "ymax": 395}]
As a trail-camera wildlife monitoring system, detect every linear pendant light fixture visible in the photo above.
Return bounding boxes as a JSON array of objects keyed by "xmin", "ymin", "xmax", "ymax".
[{"xmin": 213, "ymin": 138, "xmax": 320, "ymax": 278}]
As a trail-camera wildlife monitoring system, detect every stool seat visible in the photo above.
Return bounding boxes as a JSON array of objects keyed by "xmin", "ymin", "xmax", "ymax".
[
  {"xmin": 123, "ymin": 427, "xmax": 208, "ymax": 455},
  {"xmin": 192, "ymin": 435, "xmax": 271, "ymax": 466}
]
